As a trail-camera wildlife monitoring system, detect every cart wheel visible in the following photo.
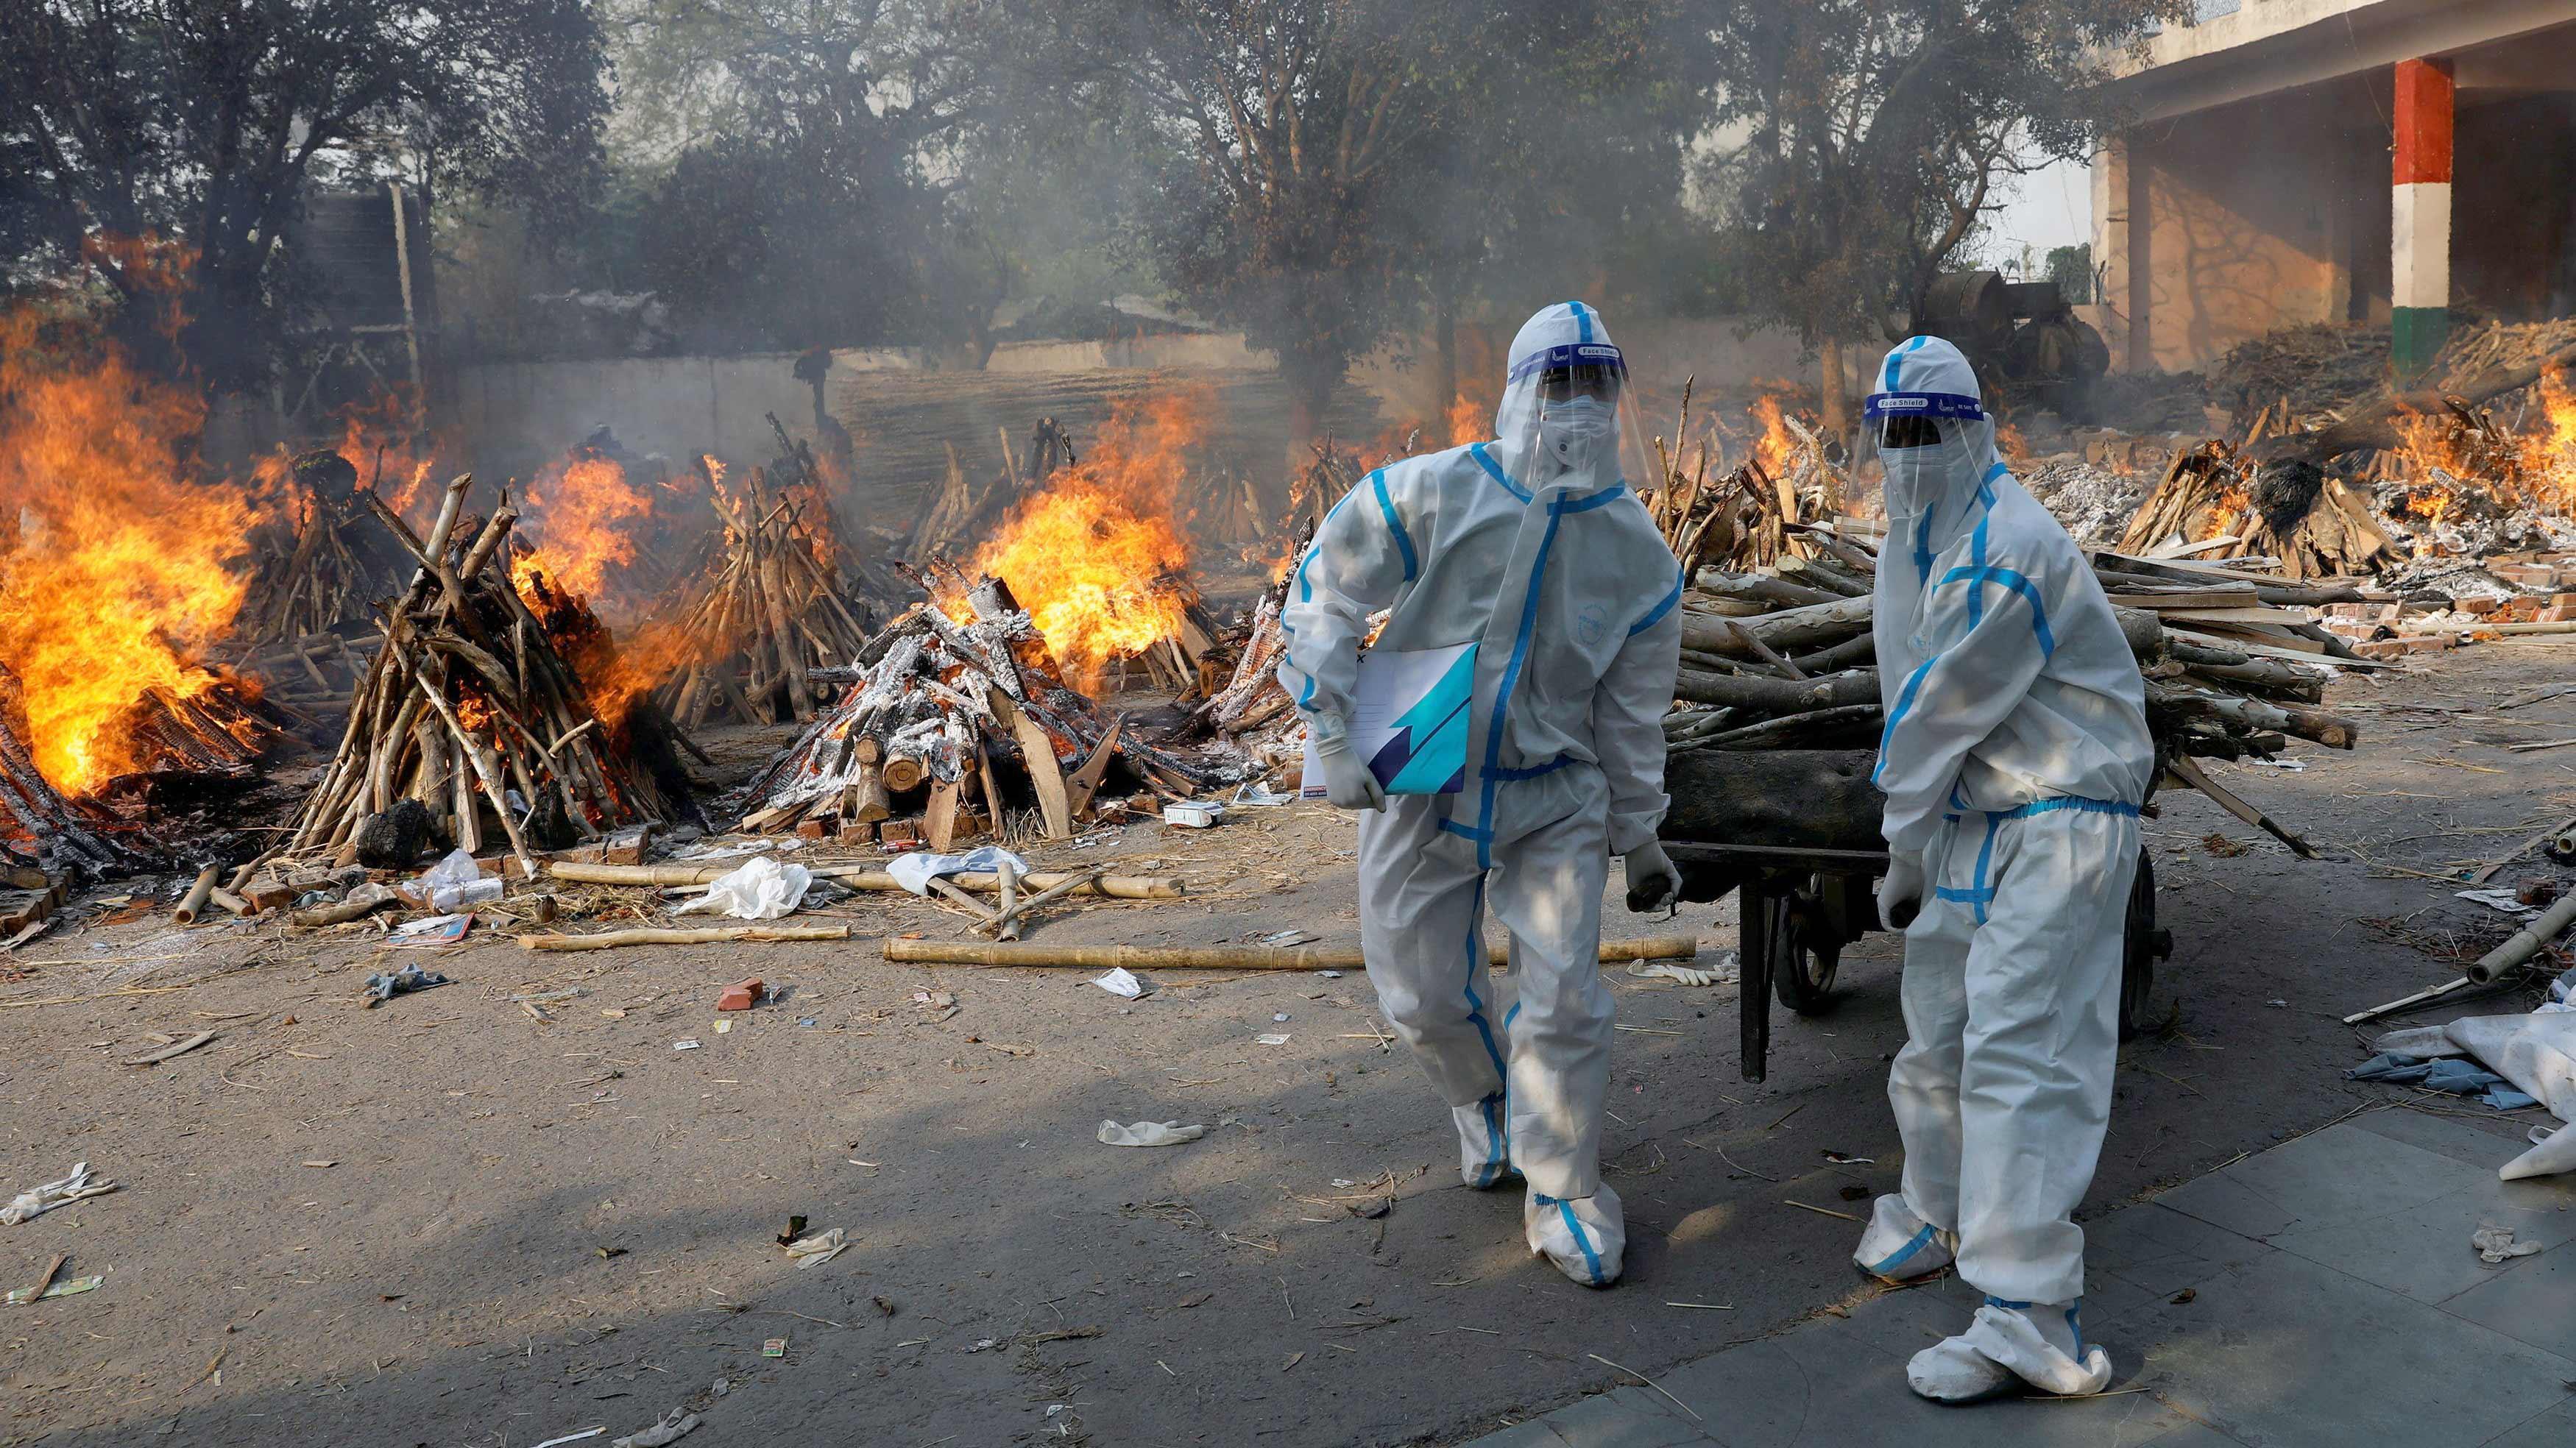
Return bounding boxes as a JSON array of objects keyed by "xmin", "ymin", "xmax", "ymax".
[
  {"xmin": 1768, "ymin": 889, "xmax": 1843, "ymax": 1015},
  {"xmin": 2118, "ymin": 851, "xmax": 2168, "ymax": 1041}
]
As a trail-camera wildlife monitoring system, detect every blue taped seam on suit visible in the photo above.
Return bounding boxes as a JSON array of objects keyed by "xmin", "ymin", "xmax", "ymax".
[
  {"xmin": 1874, "ymin": 658, "xmax": 1939, "ymax": 785},
  {"xmin": 1866, "ymin": 1222, "xmax": 1937, "ymax": 1277},
  {"xmin": 1631, "ymin": 572, "xmax": 1682, "ymax": 636},
  {"xmin": 1369, "ymin": 469, "xmax": 1418, "ymax": 581},
  {"xmin": 1568, "ymin": 300, "xmax": 1592, "ymax": 343},
  {"xmin": 1936, "ymin": 564, "xmax": 2059, "ymax": 657},
  {"xmin": 1288, "ymin": 488, "xmax": 1367, "ymax": 706},
  {"xmin": 1557, "ymin": 1201, "xmax": 1606, "ymax": 1283},
  {"xmin": 1459, "ymin": 876, "xmax": 1506, "ymax": 1079},
  {"xmin": 1474, "ymin": 497, "xmax": 1568, "ymax": 870},
  {"xmin": 1475, "ymin": 1090, "xmax": 1507, "ymax": 1186},
  {"xmin": 1993, "ymin": 795, "xmax": 2140, "ymax": 820},
  {"xmin": 1468, "ymin": 442, "xmax": 1529, "ymax": 501}
]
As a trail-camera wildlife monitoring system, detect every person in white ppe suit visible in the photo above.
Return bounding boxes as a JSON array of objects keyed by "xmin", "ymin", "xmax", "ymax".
[
  {"xmin": 1279, "ymin": 302, "xmax": 1684, "ymax": 1288},
  {"xmin": 1847, "ymin": 335, "xmax": 2155, "ymax": 1400}
]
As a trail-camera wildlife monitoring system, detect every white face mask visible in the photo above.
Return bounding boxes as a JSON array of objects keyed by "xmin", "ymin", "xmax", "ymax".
[
  {"xmin": 1540, "ymin": 396, "xmax": 1613, "ymax": 470},
  {"xmin": 1880, "ymin": 448, "xmax": 1942, "ymax": 518}
]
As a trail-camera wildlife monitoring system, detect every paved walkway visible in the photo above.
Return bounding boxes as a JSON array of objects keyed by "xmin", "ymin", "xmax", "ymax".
[{"xmin": 1465, "ymin": 1110, "xmax": 2576, "ymax": 1447}]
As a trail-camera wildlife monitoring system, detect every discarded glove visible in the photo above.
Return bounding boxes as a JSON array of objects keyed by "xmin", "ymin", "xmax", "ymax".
[
  {"xmin": 612, "ymin": 1409, "xmax": 701, "ymax": 1448},
  {"xmin": 1627, "ymin": 954, "xmax": 1740, "ymax": 989},
  {"xmin": 364, "ymin": 965, "xmax": 450, "ymax": 1002},
  {"xmin": 1098, "ymin": 1120, "xmax": 1206, "ymax": 1148},
  {"xmin": 2473, "ymin": 1224, "xmax": 2544, "ymax": 1263},
  {"xmin": 1, "ymin": 1162, "xmax": 118, "ymax": 1225}
]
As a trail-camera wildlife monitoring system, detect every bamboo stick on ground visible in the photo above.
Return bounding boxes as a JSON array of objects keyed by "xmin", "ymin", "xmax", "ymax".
[
  {"xmin": 520, "ymin": 925, "xmax": 854, "ymax": 951},
  {"xmin": 172, "ymin": 865, "xmax": 218, "ymax": 924},
  {"xmin": 546, "ymin": 860, "xmax": 1181, "ymax": 898},
  {"xmin": 883, "ymin": 934, "xmax": 1702, "ymax": 971}
]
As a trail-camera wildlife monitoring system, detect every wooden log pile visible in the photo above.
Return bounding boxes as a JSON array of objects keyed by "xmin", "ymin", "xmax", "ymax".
[
  {"xmin": 732, "ymin": 577, "xmax": 1229, "ymax": 848},
  {"xmin": 1661, "ymin": 521, "xmax": 2367, "ymax": 773},
  {"xmin": 640, "ymin": 441, "xmax": 875, "ymax": 729},
  {"xmin": 0, "ymin": 668, "xmax": 139, "ymax": 876},
  {"xmin": 2116, "ymin": 440, "xmax": 2399, "ymax": 579},
  {"xmin": 279, "ymin": 473, "xmax": 679, "ymax": 879},
  {"xmin": 227, "ymin": 450, "xmax": 401, "ymax": 701},
  {"xmin": 1641, "ymin": 380, "xmax": 1847, "ymax": 575}
]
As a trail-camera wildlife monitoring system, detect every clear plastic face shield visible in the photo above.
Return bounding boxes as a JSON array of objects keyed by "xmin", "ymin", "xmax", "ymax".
[
  {"xmin": 1495, "ymin": 340, "xmax": 1655, "ymax": 503},
  {"xmin": 1855, "ymin": 387, "xmax": 1994, "ymax": 520}
]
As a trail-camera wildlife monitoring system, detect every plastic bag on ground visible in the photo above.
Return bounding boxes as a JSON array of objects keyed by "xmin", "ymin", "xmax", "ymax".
[
  {"xmin": 676, "ymin": 856, "xmax": 812, "ymax": 920},
  {"xmin": 785, "ymin": 1226, "xmax": 849, "ymax": 1268},
  {"xmin": 885, "ymin": 845, "xmax": 1029, "ymax": 896},
  {"xmin": 1, "ymin": 1162, "xmax": 118, "ymax": 1224},
  {"xmin": 411, "ymin": 848, "xmax": 504, "ymax": 911},
  {"xmin": 612, "ymin": 1410, "xmax": 701, "ymax": 1448},
  {"xmin": 1098, "ymin": 1120, "xmax": 1206, "ymax": 1148}
]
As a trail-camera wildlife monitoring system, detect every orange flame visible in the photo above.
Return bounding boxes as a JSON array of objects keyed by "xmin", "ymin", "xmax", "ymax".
[
  {"xmin": 971, "ymin": 391, "xmax": 1204, "ymax": 689},
  {"xmin": 513, "ymin": 454, "xmax": 653, "ymax": 611},
  {"xmin": 1751, "ymin": 395, "xmax": 1794, "ymax": 475},
  {"xmin": 0, "ymin": 281, "xmax": 262, "ymax": 794},
  {"xmin": 1996, "ymin": 422, "xmax": 2031, "ymax": 465}
]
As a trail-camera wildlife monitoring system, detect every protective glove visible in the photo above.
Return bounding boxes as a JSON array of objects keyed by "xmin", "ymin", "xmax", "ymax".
[
  {"xmin": 1622, "ymin": 841, "xmax": 1682, "ymax": 914},
  {"xmin": 1308, "ymin": 716, "xmax": 1387, "ymax": 812},
  {"xmin": 1877, "ymin": 850, "xmax": 1926, "ymax": 931}
]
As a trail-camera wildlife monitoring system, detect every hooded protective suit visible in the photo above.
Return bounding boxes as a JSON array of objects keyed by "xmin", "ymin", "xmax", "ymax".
[
  {"xmin": 1279, "ymin": 302, "xmax": 1683, "ymax": 1286},
  {"xmin": 1855, "ymin": 335, "xmax": 2152, "ymax": 1398}
]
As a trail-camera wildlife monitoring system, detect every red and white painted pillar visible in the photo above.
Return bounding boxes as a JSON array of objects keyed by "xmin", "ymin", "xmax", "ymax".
[{"xmin": 2392, "ymin": 57, "xmax": 2454, "ymax": 376}]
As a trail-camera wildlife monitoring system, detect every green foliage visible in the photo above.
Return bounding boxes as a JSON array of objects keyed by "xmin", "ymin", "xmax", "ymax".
[
  {"xmin": 0, "ymin": 0, "xmax": 609, "ymax": 386},
  {"xmin": 2046, "ymin": 243, "xmax": 2093, "ymax": 304},
  {"xmin": 1699, "ymin": 0, "xmax": 2180, "ymax": 349}
]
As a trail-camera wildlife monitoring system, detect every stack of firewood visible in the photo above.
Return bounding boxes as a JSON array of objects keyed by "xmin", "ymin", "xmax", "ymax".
[
  {"xmin": 732, "ymin": 578, "xmax": 1228, "ymax": 848},
  {"xmin": 1643, "ymin": 380, "xmax": 1845, "ymax": 575},
  {"xmin": 1660, "ymin": 521, "xmax": 2368, "ymax": 856},
  {"xmin": 0, "ymin": 668, "xmax": 137, "ymax": 876},
  {"xmin": 227, "ymin": 450, "xmax": 401, "ymax": 702},
  {"xmin": 277, "ymin": 473, "xmax": 678, "ymax": 879},
  {"xmin": 2116, "ymin": 440, "xmax": 2400, "ymax": 579},
  {"xmin": 641, "ymin": 442, "xmax": 875, "ymax": 729}
]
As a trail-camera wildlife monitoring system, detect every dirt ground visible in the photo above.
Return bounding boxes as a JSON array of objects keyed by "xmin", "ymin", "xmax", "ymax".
[{"xmin": 3, "ymin": 638, "xmax": 2573, "ymax": 1447}]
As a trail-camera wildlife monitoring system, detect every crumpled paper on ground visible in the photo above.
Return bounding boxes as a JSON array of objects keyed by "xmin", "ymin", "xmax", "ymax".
[
  {"xmin": 411, "ymin": 848, "xmax": 503, "ymax": 911},
  {"xmin": 612, "ymin": 1409, "xmax": 700, "ymax": 1448},
  {"xmin": 885, "ymin": 845, "xmax": 1029, "ymax": 896},
  {"xmin": 1093, "ymin": 967, "xmax": 1146, "ymax": 999},
  {"xmin": 1098, "ymin": 1120, "xmax": 1206, "ymax": 1148},
  {"xmin": 676, "ymin": 856, "xmax": 812, "ymax": 920},
  {"xmin": 785, "ymin": 1227, "xmax": 849, "ymax": 1268},
  {"xmin": 1, "ymin": 1162, "xmax": 118, "ymax": 1224}
]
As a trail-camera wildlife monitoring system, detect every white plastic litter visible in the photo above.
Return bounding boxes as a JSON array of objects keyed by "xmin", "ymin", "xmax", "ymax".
[
  {"xmin": 2473, "ymin": 1224, "xmax": 2543, "ymax": 1263},
  {"xmin": 411, "ymin": 849, "xmax": 504, "ymax": 911},
  {"xmin": 1, "ymin": 1162, "xmax": 118, "ymax": 1224},
  {"xmin": 1098, "ymin": 1120, "xmax": 1206, "ymax": 1148},
  {"xmin": 885, "ymin": 844, "xmax": 1030, "ymax": 896},
  {"xmin": 785, "ymin": 1227, "xmax": 849, "ymax": 1268},
  {"xmin": 1626, "ymin": 953, "xmax": 1741, "ymax": 988},
  {"xmin": 1093, "ymin": 968, "xmax": 1145, "ymax": 999},
  {"xmin": 1259, "ymin": 929, "xmax": 1318, "ymax": 948},
  {"xmin": 2373, "ymin": 1011, "xmax": 2576, "ymax": 1179},
  {"xmin": 612, "ymin": 1410, "xmax": 700, "ymax": 1448},
  {"xmin": 2457, "ymin": 888, "xmax": 2542, "ymax": 919},
  {"xmin": 393, "ymin": 912, "xmax": 473, "ymax": 938},
  {"xmin": 1232, "ymin": 781, "xmax": 1294, "ymax": 806},
  {"xmin": 1256, "ymin": 1033, "xmax": 1291, "ymax": 1046},
  {"xmin": 532, "ymin": 1429, "xmax": 606, "ymax": 1448},
  {"xmin": 675, "ymin": 856, "xmax": 813, "ymax": 920}
]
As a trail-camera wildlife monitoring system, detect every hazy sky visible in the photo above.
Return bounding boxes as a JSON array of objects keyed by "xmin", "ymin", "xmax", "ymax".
[{"xmin": 1981, "ymin": 155, "xmax": 2093, "ymax": 273}]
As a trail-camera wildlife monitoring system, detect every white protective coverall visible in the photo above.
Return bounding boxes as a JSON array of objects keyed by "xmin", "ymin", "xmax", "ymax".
[
  {"xmin": 1279, "ymin": 302, "xmax": 1684, "ymax": 1287},
  {"xmin": 1853, "ymin": 336, "xmax": 2154, "ymax": 1398}
]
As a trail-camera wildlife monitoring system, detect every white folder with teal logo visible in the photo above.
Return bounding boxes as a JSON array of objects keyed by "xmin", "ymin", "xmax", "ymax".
[{"xmin": 1300, "ymin": 642, "xmax": 1474, "ymax": 798}]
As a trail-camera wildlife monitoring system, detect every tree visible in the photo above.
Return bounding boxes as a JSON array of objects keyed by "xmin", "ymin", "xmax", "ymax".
[
  {"xmin": 2045, "ymin": 242, "xmax": 2092, "ymax": 304},
  {"xmin": 594, "ymin": 0, "xmax": 1003, "ymax": 355},
  {"xmin": 1697, "ymin": 0, "xmax": 2180, "ymax": 435},
  {"xmin": 0, "ymin": 0, "xmax": 607, "ymax": 388},
  {"xmin": 1005, "ymin": 1, "xmax": 1710, "ymax": 454}
]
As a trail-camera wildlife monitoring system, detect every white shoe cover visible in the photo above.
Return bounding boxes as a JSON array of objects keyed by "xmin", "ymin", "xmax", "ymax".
[
  {"xmin": 1962, "ymin": 1302, "xmax": 2112, "ymax": 1397},
  {"xmin": 1524, "ymin": 1185, "xmax": 1624, "ymax": 1287},
  {"xmin": 1453, "ymin": 1094, "xmax": 1518, "ymax": 1189},
  {"xmin": 1906, "ymin": 1333, "xmax": 2019, "ymax": 1403},
  {"xmin": 1853, "ymin": 1194, "xmax": 1954, "ymax": 1282}
]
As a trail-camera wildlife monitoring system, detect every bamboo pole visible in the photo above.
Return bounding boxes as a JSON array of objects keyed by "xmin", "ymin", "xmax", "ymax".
[
  {"xmin": 882, "ymin": 934, "xmax": 1702, "ymax": 971},
  {"xmin": 172, "ymin": 865, "xmax": 219, "ymax": 924},
  {"xmin": 520, "ymin": 925, "xmax": 854, "ymax": 951},
  {"xmin": 545, "ymin": 860, "xmax": 1182, "ymax": 898}
]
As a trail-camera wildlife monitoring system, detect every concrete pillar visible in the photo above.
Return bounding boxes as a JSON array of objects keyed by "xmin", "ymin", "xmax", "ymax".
[
  {"xmin": 2092, "ymin": 136, "xmax": 2134, "ymax": 372},
  {"xmin": 2391, "ymin": 57, "xmax": 2453, "ymax": 377}
]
